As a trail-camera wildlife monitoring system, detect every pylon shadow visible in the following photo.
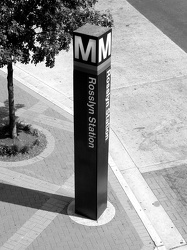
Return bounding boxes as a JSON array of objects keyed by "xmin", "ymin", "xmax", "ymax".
[{"xmin": 0, "ymin": 182, "xmax": 73, "ymax": 215}]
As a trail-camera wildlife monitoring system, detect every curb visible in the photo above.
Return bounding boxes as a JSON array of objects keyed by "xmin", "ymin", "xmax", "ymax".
[
  {"xmin": 109, "ymin": 153, "xmax": 164, "ymax": 249},
  {"xmin": 0, "ymin": 66, "xmax": 162, "ymax": 249}
]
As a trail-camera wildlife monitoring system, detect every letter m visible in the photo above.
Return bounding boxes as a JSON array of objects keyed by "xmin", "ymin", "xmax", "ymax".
[
  {"xmin": 75, "ymin": 36, "xmax": 96, "ymax": 63},
  {"xmin": 99, "ymin": 32, "xmax": 112, "ymax": 63}
]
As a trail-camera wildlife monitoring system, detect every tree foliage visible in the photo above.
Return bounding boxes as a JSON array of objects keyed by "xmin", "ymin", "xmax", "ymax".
[
  {"xmin": 0, "ymin": 0, "xmax": 113, "ymax": 68},
  {"xmin": 0, "ymin": 0, "xmax": 113, "ymax": 138}
]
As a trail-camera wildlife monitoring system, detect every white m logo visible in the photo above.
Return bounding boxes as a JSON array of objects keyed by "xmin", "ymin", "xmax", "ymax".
[
  {"xmin": 99, "ymin": 32, "xmax": 112, "ymax": 63},
  {"xmin": 75, "ymin": 36, "xmax": 96, "ymax": 63}
]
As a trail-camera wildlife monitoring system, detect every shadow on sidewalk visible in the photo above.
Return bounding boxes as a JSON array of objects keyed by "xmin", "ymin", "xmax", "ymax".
[
  {"xmin": 0, "ymin": 100, "xmax": 73, "ymax": 216},
  {"xmin": 0, "ymin": 182, "xmax": 73, "ymax": 215},
  {"xmin": 0, "ymin": 100, "xmax": 25, "ymax": 128}
]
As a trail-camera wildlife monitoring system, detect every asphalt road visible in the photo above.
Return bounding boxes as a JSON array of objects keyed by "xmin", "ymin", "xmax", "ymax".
[{"xmin": 126, "ymin": 0, "xmax": 187, "ymax": 53}]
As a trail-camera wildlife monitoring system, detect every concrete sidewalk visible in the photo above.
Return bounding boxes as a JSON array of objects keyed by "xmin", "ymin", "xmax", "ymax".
[
  {"xmin": 1, "ymin": 0, "xmax": 187, "ymax": 249},
  {"xmin": 0, "ymin": 70, "xmax": 154, "ymax": 250}
]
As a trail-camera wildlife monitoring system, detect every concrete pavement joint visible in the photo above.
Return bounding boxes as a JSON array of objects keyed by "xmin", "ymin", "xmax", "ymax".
[
  {"xmin": 112, "ymin": 74, "xmax": 187, "ymax": 91},
  {"xmin": 1, "ymin": 0, "xmax": 187, "ymax": 246},
  {"xmin": 109, "ymin": 123, "xmax": 186, "ymax": 249},
  {"xmin": 110, "ymin": 128, "xmax": 138, "ymax": 170},
  {"xmin": 27, "ymin": 101, "xmax": 49, "ymax": 114},
  {"xmin": 108, "ymin": 166, "xmax": 155, "ymax": 249},
  {"xmin": 2, "ymin": 66, "xmax": 184, "ymax": 249},
  {"xmin": 122, "ymin": 166, "xmax": 186, "ymax": 249},
  {"xmin": 15, "ymin": 64, "xmax": 71, "ymax": 99},
  {"xmin": 3, "ymin": 64, "xmax": 182, "ymax": 249},
  {"xmin": 18, "ymin": 110, "xmax": 73, "ymax": 132},
  {"xmin": 171, "ymin": 245, "xmax": 187, "ymax": 250},
  {"xmin": 109, "ymin": 154, "xmax": 163, "ymax": 249},
  {"xmin": 15, "ymin": 97, "xmax": 73, "ymax": 132},
  {"xmin": 140, "ymin": 159, "xmax": 187, "ymax": 173}
]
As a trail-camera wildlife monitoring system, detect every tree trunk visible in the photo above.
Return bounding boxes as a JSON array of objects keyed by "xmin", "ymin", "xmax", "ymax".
[{"xmin": 7, "ymin": 62, "xmax": 17, "ymax": 138}]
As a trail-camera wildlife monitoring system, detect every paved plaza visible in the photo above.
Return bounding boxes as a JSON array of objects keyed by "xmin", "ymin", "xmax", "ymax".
[
  {"xmin": 1, "ymin": 0, "xmax": 187, "ymax": 249},
  {"xmin": 0, "ymin": 71, "xmax": 154, "ymax": 250}
]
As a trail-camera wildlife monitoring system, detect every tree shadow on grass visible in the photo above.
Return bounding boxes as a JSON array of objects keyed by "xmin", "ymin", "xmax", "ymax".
[{"xmin": 0, "ymin": 100, "xmax": 25, "ymax": 139}]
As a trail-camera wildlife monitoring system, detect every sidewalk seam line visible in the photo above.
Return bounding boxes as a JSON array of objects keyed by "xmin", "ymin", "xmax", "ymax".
[
  {"xmin": 112, "ymin": 74, "xmax": 187, "ymax": 91},
  {"xmin": 109, "ymin": 154, "xmax": 163, "ymax": 248}
]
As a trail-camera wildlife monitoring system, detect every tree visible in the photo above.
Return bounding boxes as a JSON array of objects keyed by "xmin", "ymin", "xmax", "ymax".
[{"xmin": 0, "ymin": 0, "xmax": 113, "ymax": 138}]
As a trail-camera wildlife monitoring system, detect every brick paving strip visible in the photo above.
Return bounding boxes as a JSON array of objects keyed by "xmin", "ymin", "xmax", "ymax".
[
  {"xmin": 0, "ymin": 169, "xmax": 74, "ymax": 250},
  {"xmin": 109, "ymin": 156, "xmax": 162, "ymax": 247},
  {"xmin": 0, "ymin": 124, "xmax": 55, "ymax": 168},
  {"xmin": 9, "ymin": 67, "xmax": 186, "ymax": 249},
  {"xmin": 0, "ymin": 76, "xmax": 154, "ymax": 249},
  {"xmin": 0, "ymin": 70, "xmax": 158, "ymax": 249},
  {"xmin": 0, "ymin": 164, "xmax": 154, "ymax": 250},
  {"xmin": 0, "ymin": 98, "xmax": 72, "ymax": 169},
  {"xmin": 16, "ymin": 100, "xmax": 73, "ymax": 133},
  {"xmin": 142, "ymin": 166, "xmax": 187, "ymax": 245},
  {"xmin": 0, "ymin": 168, "xmax": 60, "ymax": 195},
  {"xmin": 0, "ymin": 0, "xmax": 187, "ymax": 244},
  {"xmin": 108, "ymin": 165, "xmax": 154, "ymax": 250}
]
